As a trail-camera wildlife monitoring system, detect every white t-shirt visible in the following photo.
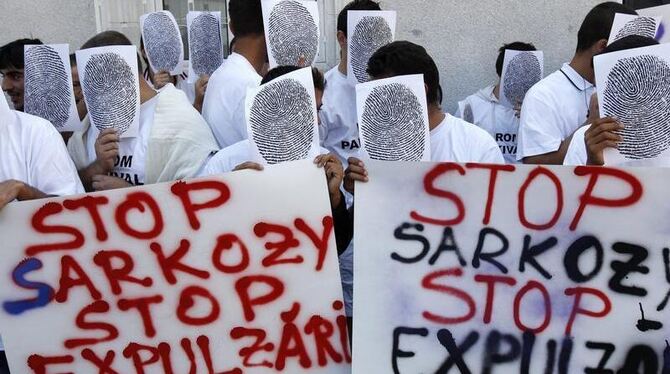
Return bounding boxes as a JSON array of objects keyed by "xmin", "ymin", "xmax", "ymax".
[
  {"xmin": 201, "ymin": 53, "xmax": 262, "ymax": 148},
  {"xmin": 319, "ymin": 66, "xmax": 361, "ymax": 165},
  {"xmin": 456, "ymin": 85, "xmax": 520, "ymax": 164},
  {"xmin": 84, "ymin": 96, "xmax": 158, "ymax": 186},
  {"xmin": 0, "ymin": 110, "xmax": 84, "ymax": 197},
  {"xmin": 200, "ymin": 139, "xmax": 329, "ymax": 176},
  {"xmin": 430, "ymin": 113, "xmax": 505, "ymax": 163},
  {"xmin": 564, "ymin": 125, "xmax": 589, "ymax": 166},
  {"xmin": 517, "ymin": 63, "xmax": 595, "ymax": 161}
]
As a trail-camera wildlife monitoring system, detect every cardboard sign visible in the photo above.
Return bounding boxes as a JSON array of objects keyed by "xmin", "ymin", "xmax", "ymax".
[
  {"xmin": 353, "ymin": 160, "xmax": 670, "ymax": 373},
  {"xmin": 0, "ymin": 160, "xmax": 350, "ymax": 373}
]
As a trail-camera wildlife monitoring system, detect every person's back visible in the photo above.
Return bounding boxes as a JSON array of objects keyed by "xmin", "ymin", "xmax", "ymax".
[
  {"xmin": 320, "ymin": 0, "xmax": 381, "ymax": 166},
  {"xmin": 201, "ymin": 0, "xmax": 265, "ymax": 148},
  {"xmin": 517, "ymin": 2, "xmax": 636, "ymax": 165}
]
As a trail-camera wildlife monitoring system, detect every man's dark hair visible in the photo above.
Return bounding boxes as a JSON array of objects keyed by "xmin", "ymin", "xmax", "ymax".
[
  {"xmin": 576, "ymin": 2, "xmax": 637, "ymax": 52},
  {"xmin": 229, "ymin": 0, "xmax": 264, "ymax": 37},
  {"xmin": 367, "ymin": 41, "xmax": 442, "ymax": 105},
  {"xmin": 496, "ymin": 42, "xmax": 537, "ymax": 76},
  {"xmin": 261, "ymin": 65, "xmax": 326, "ymax": 91},
  {"xmin": 69, "ymin": 53, "xmax": 77, "ymax": 67},
  {"xmin": 81, "ymin": 31, "xmax": 142, "ymax": 72},
  {"xmin": 602, "ymin": 34, "xmax": 659, "ymax": 54},
  {"xmin": 0, "ymin": 38, "xmax": 43, "ymax": 70},
  {"xmin": 337, "ymin": 0, "xmax": 382, "ymax": 36}
]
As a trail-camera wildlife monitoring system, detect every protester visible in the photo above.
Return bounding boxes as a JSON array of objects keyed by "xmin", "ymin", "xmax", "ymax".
[
  {"xmin": 68, "ymin": 53, "xmax": 87, "ymax": 121},
  {"xmin": 320, "ymin": 0, "xmax": 382, "ymax": 166},
  {"xmin": 564, "ymin": 35, "xmax": 660, "ymax": 166},
  {"xmin": 0, "ymin": 38, "xmax": 42, "ymax": 111},
  {"xmin": 67, "ymin": 31, "xmax": 218, "ymax": 191},
  {"xmin": 517, "ymin": 2, "xmax": 636, "ymax": 164},
  {"xmin": 202, "ymin": 0, "xmax": 266, "ymax": 148},
  {"xmin": 457, "ymin": 42, "xmax": 537, "ymax": 164}
]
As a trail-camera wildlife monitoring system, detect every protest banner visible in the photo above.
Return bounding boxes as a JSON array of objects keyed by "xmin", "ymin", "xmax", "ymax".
[
  {"xmin": 0, "ymin": 160, "xmax": 350, "ymax": 373},
  {"xmin": 353, "ymin": 160, "xmax": 670, "ymax": 373}
]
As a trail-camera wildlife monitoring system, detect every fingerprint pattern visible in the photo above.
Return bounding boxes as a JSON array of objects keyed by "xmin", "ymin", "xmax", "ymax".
[
  {"xmin": 350, "ymin": 16, "xmax": 393, "ymax": 83},
  {"xmin": 143, "ymin": 12, "xmax": 182, "ymax": 72},
  {"xmin": 268, "ymin": 0, "xmax": 319, "ymax": 66},
  {"xmin": 603, "ymin": 55, "xmax": 670, "ymax": 159},
  {"xmin": 615, "ymin": 17, "xmax": 658, "ymax": 42},
  {"xmin": 190, "ymin": 13, "xmax": 223, "ymax": 76},
  {"xmin": 249, "ymin": 78, "xmax": 315, "ymax": 164},
  {"xmin": 83, "ymin": 53, "xmax": 138, "ymax": 134},
  {"xmin": 24, "ymin": 46, "xmax": 71, "ymax": 128},
  {"xmin": 361, "ymin": 83, "xmax": 426, "ymax": 161},
  {"xmin": 503, "ymin": 52, "xmax": 542, "ymax": 107}
]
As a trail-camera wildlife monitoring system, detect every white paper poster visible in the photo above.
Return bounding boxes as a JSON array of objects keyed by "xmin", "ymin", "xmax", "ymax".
[
  {"xmin": 0, "ymin": 160, "xmax": 350, "ymax": 373},
  {"xmin": 76, "ymin": 45, "xmax": 141, "ymax": 138},
  {"xmin": 594, "ymin": 43, "xmax": 670, "ymax": 166},
  {"xmin": 499, "ymin": 50, "xmax": 544, "ymax": 110},
  {"xmin": 608, "ymin": 13, "xmax": 662, "ymax": 45},
  {"xmin": 347, "ymin": 10, "xmax": 396, "ymax": 84},
  {"xmin": 187, "ymin": 11, "xmax": 224, "ymax": 83},
  {"xmin": 356, "ymin": 74, "xmax": 431, "ymax": 162},
  {"xmin": 246, "ymin": 67, "xmax": 321, "ymax": 165},
  {"xmin": 639, "ymin": 4, "xmax": 670, "ymax": 43},
  {"xmin": 24, "ymin": 44, "xmax": 83, "ymax": 132},
  {"xmin": 140, "ymin": 10, "xmax": 185, "ymax": 75},
  {"xmin": 262, "ymin": 0, "xmax": 320, "ymax": 69},
  {"xmin": 354, "ymin": 160, "xmax": 670, "ymax": 373}
]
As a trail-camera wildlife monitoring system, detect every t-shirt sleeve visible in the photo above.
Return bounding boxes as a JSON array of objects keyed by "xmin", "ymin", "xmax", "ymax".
[
  {"xmin": 30, "ymin": 122, "xmax": 84, "ymax": 196},
  {"xmin": 563, "ymin": 126, "xmax": 588, "ymax": 166},
  {"xmin": 517, "ymin": 88, "xmax": 563, "ymax": 160},
  {"xmin": 478, "ymin": 136, "xmax": 505, "ymax": 164}
]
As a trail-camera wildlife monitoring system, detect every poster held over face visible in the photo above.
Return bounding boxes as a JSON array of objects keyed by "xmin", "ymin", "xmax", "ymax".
[
  {"xmin": 594, "ymin": 43, "xmax": 670, "ymax": 166},
  {"xmin": 76, "ymin": 45, "xmax": 140, "ymax": 138},
  {"xmin": 499, "ymin": 50, "xmax": 544, "ymax": 110},
  {"xmin": 246, "ymin": 67, "xmax": 321, "ymax": 165},
  {"xmin": 262, "ymin": 0, "xmax": 321, "ymax": 69},
  {"xmin": 639, "ymin": 5, "xmax": 670, "ymax": 43},
  {"xmin": 0, "ymin": 160, "xmax": 350, "ymax": 373},
  {"xmin": 355, "ymin": 74, "xmax": 431, "ymax": 162},
  {"xmin": 353, "ymin": 160, "xmax": 670, "ymax": 372},
  {"xmin": 347, "ymin": 10, "xmax": 396, "ymax": 84},
  {"xmin": 187, "ymin": 11, "xmax": 224, "ymax": 83},
  {"xmin": 23, "ymin": 44, "xmax": 83, "ymax": 132},
  {"xmin": 608, "ymin": 13, "xmax": 662, "ymax": 45},
  {"xmin": 140, "ymin": 10, "xmax": 185, "ymax": 75}
]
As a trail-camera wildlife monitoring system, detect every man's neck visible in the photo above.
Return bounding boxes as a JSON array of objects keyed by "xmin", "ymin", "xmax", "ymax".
[
  {"xmin": 569, "ymin": 51, "xmax": 595, "ymax": 84},
  {"xmin": 139, "ymin": 79, "xmax": 157, "ymax": 104},
  {"xmin": 493, "ymin": 83, "xmax": 500, "ymax": 100},
  {"xmin": 428, "ymin": 104, "xmax": 446, "ymax": 131},
  {"xmin": 338, "ymin": 49, "xmax": 347, "ymax": 75},
  {"xmin": 235, "ymin": 35, "xmax": 267, "ymax": 75}
]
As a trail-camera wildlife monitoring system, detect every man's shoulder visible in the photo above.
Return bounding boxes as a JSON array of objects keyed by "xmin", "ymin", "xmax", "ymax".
[{"xmin": 526, "ymin": 69, "xmax": 565, "ymax": 99}]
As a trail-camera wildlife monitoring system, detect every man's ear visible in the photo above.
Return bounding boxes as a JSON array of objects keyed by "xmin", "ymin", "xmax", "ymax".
[
  {"xmin": 337, "ymin": 30, "xmax": 347, "ymax": 49},
  {"xmin": 593, "ymin": 39, "xmax": 608, "ymax": 55}
]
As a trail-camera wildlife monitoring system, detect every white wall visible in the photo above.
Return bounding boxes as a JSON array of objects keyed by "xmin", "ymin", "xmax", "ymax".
[
  {"xmin": 0, "ymin": 0, "xmax": 97, "ymax": 52},
  {"xmin": 376, "ymin": 0, "xmax": 609, "ymax": 113}
]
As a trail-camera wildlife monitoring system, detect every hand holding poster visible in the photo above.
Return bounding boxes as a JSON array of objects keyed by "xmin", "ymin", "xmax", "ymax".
[
  {"xmin": 354, "ymin": 160, "xmax": 670, "ymax": 373},
  {"xmin": 0, "ymin": 160, "xmax": 350, "ymax": 373}
]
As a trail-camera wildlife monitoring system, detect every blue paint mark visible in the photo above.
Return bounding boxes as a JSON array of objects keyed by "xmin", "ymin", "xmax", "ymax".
[
  {"xmin": 2, "ymin": 258, "xmax": 54, "ymax": 315},
  {"xmin": 657, "ymin": 23, "xmax": 665, "ymax": 41}
]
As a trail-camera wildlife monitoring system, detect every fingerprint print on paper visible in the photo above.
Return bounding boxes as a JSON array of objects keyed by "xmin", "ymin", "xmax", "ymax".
[
  {"xmin": 249, "ymin": 79, "xmax": 315, "ymax": 164},
  {"xmin": 462, "ymin": 104, "xmax": 475, "ymax": 124},
  {"xmin": 24, "ymin": 45, "xmax": 71, "ymax": 129},
  {"xmin": 361, "ymin": 83, "xmax": 426, "ymax": 161},
  {"xmin": 190, "ymin": 13, "xmax": 223, "ymax": 76},
  {"xmin": 83, "ymin": 53, "xmax": 138, "ymax": 134},
  {"xmin": 143, "ymin": 12, "xmax": 182, "ymax": 72},
  {"xmin": 268, "ymin": 0, "xmax": 319, "ymax": 66},
  {"xmin": 503, "ymin": 52, "xmax": 542, "ymax": 107},
  {"xmin": 350, "ymin": 16, "xmax": 393, "ymax": 83},
  {"xmin": 603, "ymin": 55, "xmax": 670, "ymax": 159},
  {"xmin": 615, "ymin": 17, "xmax": 658, "ymax": 42}
]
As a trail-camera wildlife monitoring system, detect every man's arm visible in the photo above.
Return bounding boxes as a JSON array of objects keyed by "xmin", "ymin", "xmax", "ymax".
[
  {"xmin": 522, "ymin": 136, "xmax": 573, "ymax": 165},
  {"xmin": 0, "ymin": 180, "xmax": 48, "ymax": 210}
]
